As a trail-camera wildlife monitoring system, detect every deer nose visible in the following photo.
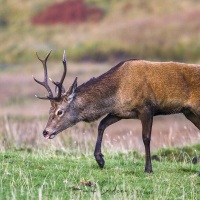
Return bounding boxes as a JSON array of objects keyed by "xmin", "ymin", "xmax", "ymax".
[{"xmin": 43, "ymin": 130, "xmax": 49, "ymax": 137}]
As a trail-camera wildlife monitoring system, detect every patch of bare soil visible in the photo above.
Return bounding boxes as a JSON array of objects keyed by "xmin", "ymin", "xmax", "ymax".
[{"xmin": 31, "ymin": 0, "xmax": 104, "ymax": 25}]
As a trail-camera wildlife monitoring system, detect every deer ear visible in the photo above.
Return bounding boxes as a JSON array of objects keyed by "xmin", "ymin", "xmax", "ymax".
[
  {"xmin": 50, "ymin": 100, "xmax": 57, "ymax": 108},
  {"xmin": 66, "ymin": 77, "xmax": 78, "ymax": 101}
]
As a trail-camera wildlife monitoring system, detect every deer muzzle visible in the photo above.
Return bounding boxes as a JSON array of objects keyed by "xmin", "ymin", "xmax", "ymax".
[{"xmin": 43, "ymin": 129, "xmax": 57, "ymax": 139}]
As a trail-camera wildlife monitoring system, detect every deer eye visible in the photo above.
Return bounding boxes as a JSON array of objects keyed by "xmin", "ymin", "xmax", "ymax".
[{"xmin": 56, "ymin": 110, "xmax": 63, "ymax": 116}]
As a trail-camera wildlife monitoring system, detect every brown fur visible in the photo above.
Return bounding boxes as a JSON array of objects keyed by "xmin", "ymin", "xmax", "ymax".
[{"xmin": 74, "ymin": 60, "xmax": 200, "ymax": 119}]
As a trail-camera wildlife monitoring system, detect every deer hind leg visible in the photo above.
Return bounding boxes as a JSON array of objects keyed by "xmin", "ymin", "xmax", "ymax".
[
  {"xmin": 94, "ymin": 114, "xmax": 121, "ymax": 168},
  {"xmin": 183, "ymin": 109, "xmax": 200, "ymax": 130},
  {"xmin": 139, "ymin": 106, "xmax": 154, "ymax": 173}
]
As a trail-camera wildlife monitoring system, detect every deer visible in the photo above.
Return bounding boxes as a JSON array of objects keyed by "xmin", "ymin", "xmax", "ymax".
[{"xmin": 33, "ymin": 50, "xmax": 200, "ymax": 173}]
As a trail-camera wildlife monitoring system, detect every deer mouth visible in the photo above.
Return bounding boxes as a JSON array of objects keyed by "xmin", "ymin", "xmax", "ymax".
[{"xmin": 44, "ymin": 132, "xmax": 57, "ymax": 139}]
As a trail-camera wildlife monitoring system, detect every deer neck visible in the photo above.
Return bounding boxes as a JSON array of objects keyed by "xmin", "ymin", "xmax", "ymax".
[{"xmin": 73, "ymin": 86, "xmax": 116, "ymax": 122}]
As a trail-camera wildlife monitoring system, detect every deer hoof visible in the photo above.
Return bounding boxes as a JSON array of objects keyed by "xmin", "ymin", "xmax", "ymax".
[
  {"xmin": 144, "ymin": 168, "xmax": 153, "ymax": 173},
  {"xmin": 94, "ymin": 153, "xmax": 105, "ymax": 169}
]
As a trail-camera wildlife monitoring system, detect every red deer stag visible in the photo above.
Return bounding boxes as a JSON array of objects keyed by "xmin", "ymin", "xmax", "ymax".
[{"xmin": 33, "ymin": 50, "xmax": 200, "ymax": 173}]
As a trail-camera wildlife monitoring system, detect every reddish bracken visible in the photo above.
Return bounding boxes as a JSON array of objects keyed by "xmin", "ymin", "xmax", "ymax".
[{"xmin": 31, "ymin": 0, "xmax": 104, "ymax": 25}]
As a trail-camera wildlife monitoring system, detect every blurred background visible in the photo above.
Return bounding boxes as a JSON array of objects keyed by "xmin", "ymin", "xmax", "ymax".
[{"xmin": 0, "ymin": 0, "xmax": 200, "ymax": 153}]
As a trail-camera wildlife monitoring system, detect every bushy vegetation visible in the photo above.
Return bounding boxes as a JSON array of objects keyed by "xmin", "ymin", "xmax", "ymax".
[{"xmin": 1, "ymin": 0, "xmax": 200, "ymax": 64}]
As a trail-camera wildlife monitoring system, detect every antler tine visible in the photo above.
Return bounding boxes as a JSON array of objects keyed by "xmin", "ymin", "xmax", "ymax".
[
  {"xmin": 61, "ymin": 50, "xmax": 67, "ymax": 84},
  {"xmin": 34, "ymin": 94, "xmax": 50, "ymax": 100},
  {"xmin": 48, "ymin": 50, "xmax": 67, "ymax": 100},
  {"xmin": 36, "ymin": 50, "xmax": 52, "ymax": 81},
  {"xmin": 36, "ymin": 50, "xmax": 52, "ymax": 64},
  {"xmin": 34, "ymin": 50, "xmax": 53, "ymax": 99}
]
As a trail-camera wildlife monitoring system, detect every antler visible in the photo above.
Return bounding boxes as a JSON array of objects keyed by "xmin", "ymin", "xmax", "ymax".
[
  {"xmin": 33, "ymin": 50, "xmax": 67, "ymax": 101},
  {"xmin": 48, "ymin": 51, "xmax": 67, "ymax": 101},
  {"xmin": 33, "ymin": 50, "xmax": 53, "ymax": 99}
]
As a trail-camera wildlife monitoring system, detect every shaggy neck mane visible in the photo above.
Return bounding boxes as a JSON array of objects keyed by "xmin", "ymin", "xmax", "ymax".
[{"xmin": 73, "ymin": 62, "xmax": 123, "ymax": 121}]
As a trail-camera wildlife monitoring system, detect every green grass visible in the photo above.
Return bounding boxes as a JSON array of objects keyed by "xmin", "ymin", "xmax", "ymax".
[
  {"xmin": 0, "ymin": 147, "xmax": 199, "ymax": 200},
  {"xmin": 155, "ymin": 144, "xmax": 200, "ymax": 163}
]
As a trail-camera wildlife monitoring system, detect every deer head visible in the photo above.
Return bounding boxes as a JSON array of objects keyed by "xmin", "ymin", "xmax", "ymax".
[{"xmin": 33, "ymin": 51, "xmax": 78, "ymax": 139}]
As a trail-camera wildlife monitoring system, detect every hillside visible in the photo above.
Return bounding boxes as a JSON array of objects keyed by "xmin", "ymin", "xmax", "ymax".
[{"xmin": 0, "ymin": 0, "xmax": 200, "ymax": 64}]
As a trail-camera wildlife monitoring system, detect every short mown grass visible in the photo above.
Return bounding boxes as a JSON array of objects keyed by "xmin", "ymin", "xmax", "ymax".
[{"xmin": 0, "ymin": 146, "xmax": 199, "ymax": 200}]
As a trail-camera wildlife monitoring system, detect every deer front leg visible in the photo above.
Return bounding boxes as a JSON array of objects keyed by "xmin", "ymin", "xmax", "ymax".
[
  {"xmin": 139, "ymin": 106, "xmax": 154, "ymax": 173},
  {"xmin": 94, "ymin": 114, "xmax": 121, "ymax": 168}
]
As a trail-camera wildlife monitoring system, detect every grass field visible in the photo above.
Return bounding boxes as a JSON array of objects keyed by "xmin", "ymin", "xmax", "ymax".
[
  {"xmin": 1, "ymin": 51, "xmax": 200, "ymax": 200},
  {"xmin": 0, "ymin": 145, "xmax": 199, "ymax": 200},
  {"xmin": 0, "ymin": 111, "xmax": 200, "ymax": 199},
  {"xmin": 1, "ymin": 1, "xmax": 200, "ymax": 199}
]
